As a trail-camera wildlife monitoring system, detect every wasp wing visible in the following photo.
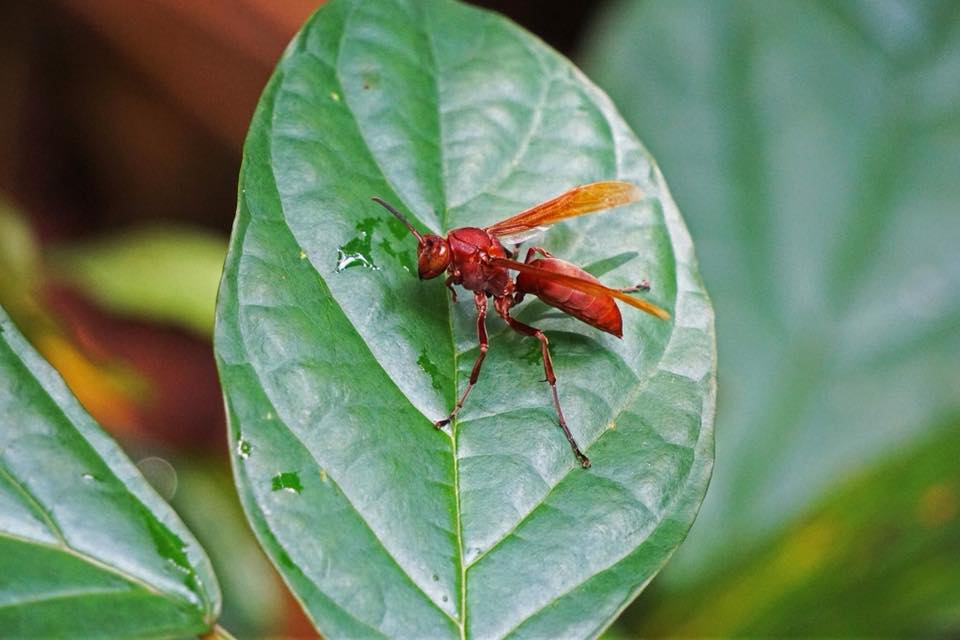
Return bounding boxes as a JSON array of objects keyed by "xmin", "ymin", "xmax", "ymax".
[
  {"xmin": 484, "ymin": 181, "xmax": 645, "ymax": 238},
  {"xmin": 491, "ymin": 257, "xmax": 670, "ymax": 320},
  {"xmin": 495, "ymin": 225, "xmax": 549, "ymax": 246}
]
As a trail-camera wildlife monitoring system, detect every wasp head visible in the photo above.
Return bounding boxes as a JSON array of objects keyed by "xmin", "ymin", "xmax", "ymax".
[
  {"xmin": 416, "ymin": 234, "xmax": 451, "ymax": 280},
  {"xmin": 371, "ymin": 196, "xmax": 450, "ymax": 279}
]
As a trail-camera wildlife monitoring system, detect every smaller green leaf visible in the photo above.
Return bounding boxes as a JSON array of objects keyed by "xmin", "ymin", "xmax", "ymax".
[
  {"xmin": 0, "ymin": 305, "xmax": 221, "ymax": 638},
  {"xmin": 51, "ymin": 226, "xmax": 227, "ymax": 336}
]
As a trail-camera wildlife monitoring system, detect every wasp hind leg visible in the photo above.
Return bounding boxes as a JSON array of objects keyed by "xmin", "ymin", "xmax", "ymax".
[
  {"xmin": 493, "ymin": 296, "xmax": 590, "ymax": 468},
  {"xmin": 523, "ymin": 246, "xmax": 555, "ymax": 263},
  {"xmin": 618, "ymin": 278, "xmax": 650, "ymax": 293}
]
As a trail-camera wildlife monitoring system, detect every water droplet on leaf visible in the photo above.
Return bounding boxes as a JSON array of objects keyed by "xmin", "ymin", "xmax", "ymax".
[
  {"xmin": 141, "ymin": 510, "xmax": 194, "ymax": 584},
  {"xmin": 522, "ymin": 339, "xmax": 541, "ymax": 365},
  {"xmin": 271, "ymin": 471, "xmax": 303, "ymax": 494},
  {"xmin": 378, "ymin": 237, "xmax": 415, "ymax": 274},
  {"xmin": 335, "ymin": 218, "xmax": 381, "ymax": 272},
  {"xmin": 417, "ymin": 349, "xmax": 443, "ymax": 392},
  {"xmin": 237, "ymin": 438, "xmax": 253, "ymax": 459},
  {"xmin": 360, "ymin": 68, "xmax": 380, "ymax": 91}
]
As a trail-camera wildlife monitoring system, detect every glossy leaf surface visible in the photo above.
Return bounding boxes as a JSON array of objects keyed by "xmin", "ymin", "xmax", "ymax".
[
  {"xmin": 0, "ymin": 306, "xmax": 221, "ymax": 637},
  {"xmin": 583, "ymin": 0, "xmax": 960, "ymax": 590},
  {"xmin": 216, "ymin": 0, "xmax": 715, "ymax": 637}
]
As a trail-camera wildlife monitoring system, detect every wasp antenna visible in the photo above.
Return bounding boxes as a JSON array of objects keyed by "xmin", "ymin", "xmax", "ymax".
[{"xmin": 371, "ymin": 197, "xmax": 423, "ymax": 242}]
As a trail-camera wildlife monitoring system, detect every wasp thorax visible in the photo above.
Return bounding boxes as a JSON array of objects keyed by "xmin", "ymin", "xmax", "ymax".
[{"xmin": 417, "ymin": 235, "xmax": 451, "ymax": 280}]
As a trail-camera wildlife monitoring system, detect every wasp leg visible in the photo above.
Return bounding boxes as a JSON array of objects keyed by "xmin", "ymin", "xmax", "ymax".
[
  {"xmin": 443, "ymin": 275, "xmax": 458, "ymax": 303},
  {"xmin": 618, "ymin": 278, "xmax": 650, "ymax": 293},
  {"xmin": 435, "ymin": 291, "xmax": 487, "ymax": 429},
  {"xmin": 523, "ymin": 246, "xmax": 555, "ymax": 263},
  {"xmin": 493, "ymin": 296, "xmax": 590, "ymax": 468}
]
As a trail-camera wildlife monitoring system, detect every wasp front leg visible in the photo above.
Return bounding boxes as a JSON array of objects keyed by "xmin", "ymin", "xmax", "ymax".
[
  {"xmin": 435, "ymin": 290, "xmax": 488, "ymax": 429},
  {"xmin": 443, "ymin": 274, "xmax": 459, "ymax": 303}
]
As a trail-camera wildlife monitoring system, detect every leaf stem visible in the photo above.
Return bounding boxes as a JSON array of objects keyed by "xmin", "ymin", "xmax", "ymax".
[{"xmin": 201, "ymin": 624, "xmax": 238, "ymax": 640}]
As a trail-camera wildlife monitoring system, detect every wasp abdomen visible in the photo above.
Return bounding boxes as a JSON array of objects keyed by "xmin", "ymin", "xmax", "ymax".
[{"xmin": 515, "ymin": 258, "xmax": 623, "ymax": 338}]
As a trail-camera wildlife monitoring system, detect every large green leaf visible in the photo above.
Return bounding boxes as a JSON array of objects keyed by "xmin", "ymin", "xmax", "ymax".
[
  {"xmin": 0, "ymin": 306, "xmax": 221, "ymax": 637},
  {"xmin": 215, "ymin": 0, "xmax": 715, "ymax": 637},
  {"xmin": 582, "ymin": 0, "xmax": 960, "ymax": 587}
]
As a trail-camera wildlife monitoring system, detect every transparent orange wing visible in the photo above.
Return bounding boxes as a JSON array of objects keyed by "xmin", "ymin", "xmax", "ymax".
[
  {"xmin": 490, "ymin": 257, "xmax": 670, "ymax": 320},
  {"xmin": 485, "ymin": 181, "xmax": 644, "ymax": 238}
]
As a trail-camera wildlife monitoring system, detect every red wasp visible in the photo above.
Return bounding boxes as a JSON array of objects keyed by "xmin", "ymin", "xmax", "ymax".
[{"xmin": 372, "ymin": 181, "xmax": 669, "ymax": 468}]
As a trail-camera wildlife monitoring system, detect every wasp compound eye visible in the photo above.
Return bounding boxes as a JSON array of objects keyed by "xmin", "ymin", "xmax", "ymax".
[{"xmin": 417, "ymin": 235, "xmax": 451, "ymax": 280}]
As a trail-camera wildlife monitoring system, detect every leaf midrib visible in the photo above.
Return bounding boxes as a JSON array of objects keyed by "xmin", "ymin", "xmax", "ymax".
[
  {"xmin": 413, "ymin": 4, "xmax": 471, "ymax": 637},
  {"xmin": 256, "ymin": 75, "xmax": 462, "ymax": 628},
  {"xmin": 227, "ymin": 348, "xmax": 460, "ymax": 629},
  {"xmin": 449, "ymin": 69, "xmax": 676, "ymax": 601},
  {"xmin": 0, "ymin": 457, "xmax": 176, "ymax": 605},
  {"xmin": 0, "ymin": 583, "xmax": 143, "ymax": 611},
  {"xmin": 0, "ymin": 528, "xmax": 171, "ymax": 604}
]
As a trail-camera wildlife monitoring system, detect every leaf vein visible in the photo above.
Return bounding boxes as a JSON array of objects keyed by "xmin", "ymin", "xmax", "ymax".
[
  {"xmin": 0, "ymin": 530, "xmax": 168, "ymax": 601},
  {"xmin": 415, "ymin": 5, "xmax": 467, "ymax": 636},
  {"xmin": 229, "ymin": 352, "xmax": 458, "ymax": 628}
]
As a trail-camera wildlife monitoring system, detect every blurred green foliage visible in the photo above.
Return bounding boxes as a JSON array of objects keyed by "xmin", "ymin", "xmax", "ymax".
[
  {"xmin": 0, "ymin": 200, "xmax": 148, "ymax": 429},
  {"xmin": 0, "ymin": 199, "xmax": 44, "ymax": 328},
  {"xmin": 583, "ymin": 0, "xmax": 960, "ymax": 634},
  {"xmin": 633, "ymin": 420, "xmax": 960, "ymax": 636},
  {"xmin": 51, "ymin": 227, "xmax": 227, "ymax": 337},
  {"xmin": 0, "ymin": 200, "xmax": 39, "ymax": 299}
]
